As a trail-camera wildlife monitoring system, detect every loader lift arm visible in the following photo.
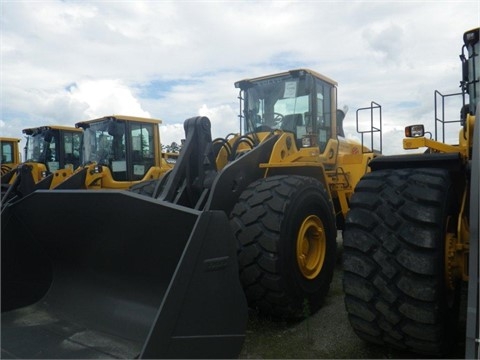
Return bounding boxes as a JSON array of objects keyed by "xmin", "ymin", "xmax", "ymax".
[
  {"xmin": 158, "ymin": 116, "xmax": 218, "ymax": 209},
  {"xmin": 150, "ymin": 116, "xmax": 279, "ymax": 216}
]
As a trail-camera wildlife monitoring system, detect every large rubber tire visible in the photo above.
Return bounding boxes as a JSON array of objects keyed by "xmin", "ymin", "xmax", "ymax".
[
  {"xmin": 230, "ymin": 175, "xmax": 337, "ymax": 319},
  {"xmin": 343, "ymin": 168, "xmax": 461, "ymax": 356}
]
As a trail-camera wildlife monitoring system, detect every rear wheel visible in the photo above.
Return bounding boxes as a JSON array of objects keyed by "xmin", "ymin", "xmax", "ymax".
[
  {"xmin": 230, "ymin": 175, "xmax": 337, "ymax": 319},
  {"xmin": 343, "ymin": 168, "xmax": 461, "ymax": 356}
]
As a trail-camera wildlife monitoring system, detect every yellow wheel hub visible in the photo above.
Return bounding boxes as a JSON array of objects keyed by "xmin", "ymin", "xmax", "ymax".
[{"xmin": 296, "ymin": 215, "xmax": 326, "ymax": 279}]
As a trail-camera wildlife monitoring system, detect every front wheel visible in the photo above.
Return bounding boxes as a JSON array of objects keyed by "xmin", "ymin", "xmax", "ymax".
[
  {"xmin": 343, "ymin": 168, "xmax": 461, "ymax": 356},
  {"xmin": 230, "ymin": 175, "xmax": 337, "ymax": 319}
]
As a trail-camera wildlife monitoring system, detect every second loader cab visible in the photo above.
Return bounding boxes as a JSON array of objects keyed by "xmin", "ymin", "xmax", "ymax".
[
  {"xmin": 76, "ymin": 115, "xmax": 162, "ymax": 183},
  {"xmin": 0, "ymin": 125, "xmax": 82, "ymax": 209}
]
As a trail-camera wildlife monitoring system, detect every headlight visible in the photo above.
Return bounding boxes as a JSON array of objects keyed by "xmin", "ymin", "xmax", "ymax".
[{"xmin": 405, "ymin": 124, "xmax": 425, "ymax": 138}]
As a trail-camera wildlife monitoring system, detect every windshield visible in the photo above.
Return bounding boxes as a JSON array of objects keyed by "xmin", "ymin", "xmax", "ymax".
[
  {"xmin": 25, "ymin": 129, "xmax": 81, "ymax": 171},
  {"xmin": 241, "ymin": 72, "xmax": 335, "ymax": 152},
  {"xmin": 243, "ymin": 76, "xmax": 311, "ymax": 134},
  {"xmin": 82, "ymin": 119, "xmax": 126, "ymax": 165}
]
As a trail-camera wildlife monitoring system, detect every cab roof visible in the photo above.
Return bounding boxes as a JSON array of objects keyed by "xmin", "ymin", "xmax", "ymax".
[
  {"xmin": 75, "ymin": 115, "xmax": 162, "ymax": 128},
  {"xmin": 234, "ymin": 68, "xmax": 338, "ymax": 89},
  {"xmin": 0, "ymin": 137, "xmax": 21, "ymax": 142},
  {"xmin": 22, "ymin": 125, "xmax": 82, "ymax": 135}
]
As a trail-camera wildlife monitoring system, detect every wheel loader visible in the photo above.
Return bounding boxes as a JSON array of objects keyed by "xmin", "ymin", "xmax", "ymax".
[
  {"xmin": 0, "ymin": 137, "xmax": 21, "ymax": 179},
  {"xmin": 342, "ymin": 27, "xmax": 479, "ymax": 358},
  {"xmin": 1, "ymin": 126, "xmax": 82, "ymax": 206},
  {"xmin": 53, "ymin": 115, "xmax": 173, "ymax": 190},
  {"xmin": 1, "ymin": 69, "xmax": 381, "ymax": 358},
  {"xmin": 1, "ymin": 116, "xmax": 173, "ymax": 208}
]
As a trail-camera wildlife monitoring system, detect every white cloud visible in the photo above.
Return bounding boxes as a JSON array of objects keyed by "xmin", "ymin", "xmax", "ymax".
[
  {"xmin": 1, "ymin": 0, "xmax": 478, "ymax": 154},
  {"xmin": 363, "ymin": 22, "xmax": 406, "ymax": 64},
  {"xmin": 66, "ymin": 79, "xmax": 151, "ymax": 120},
  {"xmin": 160, "ymin": 123, "xmax": 185, "ymax": 148},
  {"xmin": 160, "ymin": 104, "xmax": 239, "ymax": 146},
  {"xmin": 198, "ymin": 104, "xmax": 239, "ymax": 139}
]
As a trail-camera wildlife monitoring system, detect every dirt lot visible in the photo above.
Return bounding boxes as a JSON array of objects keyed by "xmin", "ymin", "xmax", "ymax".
[{"xmin": 238, "ymin": 235, "xmax": 467, "ymax": 359}]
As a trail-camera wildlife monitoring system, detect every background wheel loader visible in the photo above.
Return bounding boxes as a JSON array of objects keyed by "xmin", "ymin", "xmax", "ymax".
[
  {"xmin": 55, "ymin": 115, "xmax": 173, "ymax": 190},
  {"xmin": 1, "ymin": 126, "xmax": 82, "ymax": 207},
  {"xmin": 1, "ymin": 116, "xmax": 174, "ymax": 209},
  {"xmin": 2, "ymin": 68, "xmax": 381, "ymax": 358},
  {"xmin": 342, "ymin": 27, "xmax": 479, "ymax": 358}
]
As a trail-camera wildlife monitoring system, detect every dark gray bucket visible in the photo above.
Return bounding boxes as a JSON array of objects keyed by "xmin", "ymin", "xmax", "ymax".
[{"xmin": 1, "ymin": 190, "xmax": 247, "ymax": 359}]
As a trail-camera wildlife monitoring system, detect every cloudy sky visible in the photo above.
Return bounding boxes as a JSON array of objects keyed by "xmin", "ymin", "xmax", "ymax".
[{"xmin": 1, "ymin": 0, "xmax": 479, "ymax": 155}]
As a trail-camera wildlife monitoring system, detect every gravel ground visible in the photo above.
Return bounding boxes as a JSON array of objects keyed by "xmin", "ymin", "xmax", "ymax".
[{"xmin": 238, "ymin": 235, "xmax": 467, "ymax": 359}]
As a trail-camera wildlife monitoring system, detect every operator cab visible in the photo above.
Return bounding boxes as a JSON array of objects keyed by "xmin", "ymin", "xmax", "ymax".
[
  {"xmin": 23, "ymin": 126, "xmax": 82, "ymax": 173},
  {"xmin": 235, "ymin": 69, "xmax": 339, "ymax": 153},
  {"xmin": 76, "ymin": 115, "xmax": 160, "ymax": 182}
]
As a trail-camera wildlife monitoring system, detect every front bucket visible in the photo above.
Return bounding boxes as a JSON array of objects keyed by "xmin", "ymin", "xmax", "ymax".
[{"xmin": 1, "ymin": 190, "xmax": 247, "ymax": 359}]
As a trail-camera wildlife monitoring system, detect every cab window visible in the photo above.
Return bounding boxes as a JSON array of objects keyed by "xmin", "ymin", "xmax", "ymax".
[
  {"xmin": 63, "ymin": 132, "xmax": 81, "ymax": 169},
  {"xmin": 130, "ymin": 122, "xmax": 155, "ymax": 180},
  {"xmin": 1, "ymin": 142, "xmax": 14, "ymax": 164}
]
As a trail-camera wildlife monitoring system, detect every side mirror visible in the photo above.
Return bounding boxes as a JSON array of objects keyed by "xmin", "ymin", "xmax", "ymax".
[{"xmin": 405, "ymin": 124, "xmax": 425, "ymax": 138}]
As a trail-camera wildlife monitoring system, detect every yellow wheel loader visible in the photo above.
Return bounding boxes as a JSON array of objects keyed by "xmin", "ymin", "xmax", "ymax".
[
  {"xmin": 0, "ymin": 137, "xmax": 21, "ymax": 180},
  {"xmin": 52, "ymin": 115, "xmax": 173, "ymax": 190},
  {"xmin": 1, "ymin": 69, "xmax": 381, "ymax": 358},
  {"xmin": 1, "ymin": 126, "xmax": 82, "ymax": 207},
  {"xmin": 342, "ymin": 27, "xmax": 479, "ymax": 357},
  {"xmin": 2, "ymin": 116, "xmax": 173, "ymax": 209}
]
